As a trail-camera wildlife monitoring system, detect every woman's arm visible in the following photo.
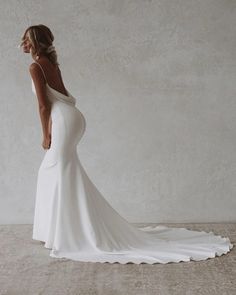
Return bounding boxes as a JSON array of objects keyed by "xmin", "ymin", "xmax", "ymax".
[
  {"xmin": 29, "ymin": 63, "xmax": 52, "ymax": 140},
  {"xmin": 38, "ymin": 106, "xmax": 51, "ymax": 139},
  {"xmin": 48, "ymin": 115, "xmax": 52, "ymax": 137}
]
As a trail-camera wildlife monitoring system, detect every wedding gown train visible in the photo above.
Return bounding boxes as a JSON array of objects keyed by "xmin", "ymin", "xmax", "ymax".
[{"xmin": 32, "ymin": 61, "xmax": 233, "ymax": 264}]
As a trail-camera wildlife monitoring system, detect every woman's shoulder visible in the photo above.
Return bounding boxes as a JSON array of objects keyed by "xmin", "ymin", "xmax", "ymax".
[{"xmin": 31, "ymin": 57, "xmax": 57, "ymax": 69}]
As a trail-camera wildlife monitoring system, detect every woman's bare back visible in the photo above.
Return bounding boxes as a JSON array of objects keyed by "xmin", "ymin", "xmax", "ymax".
[{"xmin": 36, "ymin": 57, "xmax": 68, "ymax": 97}]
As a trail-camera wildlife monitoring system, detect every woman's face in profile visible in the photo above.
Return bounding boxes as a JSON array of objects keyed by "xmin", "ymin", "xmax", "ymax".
[{"xmin": 21, "ymin": 32, "xmax": 31, "ymax": 53}]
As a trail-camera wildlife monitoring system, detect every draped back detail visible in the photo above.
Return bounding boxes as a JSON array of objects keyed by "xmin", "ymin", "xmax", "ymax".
[{"xmin": 31, "ymin": 61, "xmax": 76, "ymax": 106}]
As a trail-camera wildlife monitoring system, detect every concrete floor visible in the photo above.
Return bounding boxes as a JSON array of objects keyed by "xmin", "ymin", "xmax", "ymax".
[{"xmin": 0, "ymin": 223, "xmax": 235, "ymax": 295}]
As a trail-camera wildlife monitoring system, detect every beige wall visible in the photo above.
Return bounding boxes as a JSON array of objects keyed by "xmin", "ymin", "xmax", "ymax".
[{"xmin": 1, "ymin": 0, "xmax": 236, "ymax": 223}]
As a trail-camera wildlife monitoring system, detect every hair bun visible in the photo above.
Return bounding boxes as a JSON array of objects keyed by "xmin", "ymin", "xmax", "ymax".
[{"xmin": 46, "ymin": 45, "xmax": 55, "ymax": 53}]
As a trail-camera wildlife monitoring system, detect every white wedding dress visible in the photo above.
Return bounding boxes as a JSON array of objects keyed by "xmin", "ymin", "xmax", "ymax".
[{"xmin": 32, "ymin": 61, "xmax": 233, "ymax": 264}]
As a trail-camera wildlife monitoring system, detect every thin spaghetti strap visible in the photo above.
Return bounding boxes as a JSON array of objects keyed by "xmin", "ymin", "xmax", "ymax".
[{"xmin": 34, "ymin": 61, "xmax": 47, "ymax": 83}]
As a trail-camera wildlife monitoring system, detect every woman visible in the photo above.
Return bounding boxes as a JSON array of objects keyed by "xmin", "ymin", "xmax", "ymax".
[{"xmin": 20, "ymin": 24, "xmax": 233, "ymax": 264}]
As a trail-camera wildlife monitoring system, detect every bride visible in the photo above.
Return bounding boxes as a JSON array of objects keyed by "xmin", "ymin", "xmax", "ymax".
[{"xmin": 19, "ymin": 24, "xmax": 233, "ymax": 264}]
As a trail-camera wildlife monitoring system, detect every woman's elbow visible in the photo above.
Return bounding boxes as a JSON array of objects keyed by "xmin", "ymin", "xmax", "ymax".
[{"xmin": 39, "ymin": 104, "xmax": 51, "ymax": 113}]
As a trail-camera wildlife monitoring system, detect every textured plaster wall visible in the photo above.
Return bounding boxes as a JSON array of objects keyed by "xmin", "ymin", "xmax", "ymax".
[{"xmin": 1, "ymin": 0, "xmax": 236, "ymax": 224}]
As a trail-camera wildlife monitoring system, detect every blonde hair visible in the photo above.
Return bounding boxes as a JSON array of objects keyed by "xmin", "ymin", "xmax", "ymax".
[{"xmin": 20, "ymin": 24, "xmax": 59, "ymax": 66}]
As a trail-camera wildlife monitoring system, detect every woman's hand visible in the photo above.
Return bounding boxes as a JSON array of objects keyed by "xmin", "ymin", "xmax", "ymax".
[{"xmin": 42, "ymin": 134, "xmax": 51, "ymax": 149}]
